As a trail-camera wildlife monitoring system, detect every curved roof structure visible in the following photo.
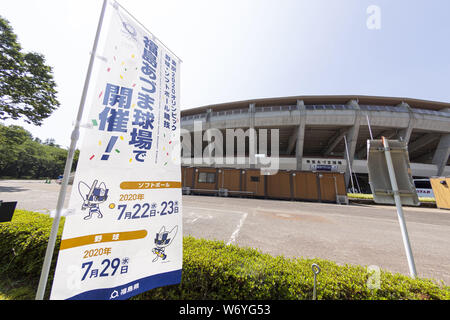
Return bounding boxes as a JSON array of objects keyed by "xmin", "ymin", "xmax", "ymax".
[{"xmin": 181, "ymin": 95, "xmax": 450, "ymax": 116}]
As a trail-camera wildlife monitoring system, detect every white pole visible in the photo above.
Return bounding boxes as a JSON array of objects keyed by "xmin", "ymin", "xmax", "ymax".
[
  {"xmin": 343, "ymin": 135, "xmax": 356, "ymax": 194},
  {"xmin": 366, "ymin": 114, "xmax": 374, "ymax": 140},
  {"xmin": 382, "ymin": 137, "xmax": 417, "ymax": 278},
  {"xmin": 35, "ymin": 0, "xmax": 109, "ymax": 300}
]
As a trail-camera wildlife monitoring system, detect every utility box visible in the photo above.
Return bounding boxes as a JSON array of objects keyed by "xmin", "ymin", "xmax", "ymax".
[{"xmin": 430, "ymin": 177, "xmax": 450, "ymax": 210}]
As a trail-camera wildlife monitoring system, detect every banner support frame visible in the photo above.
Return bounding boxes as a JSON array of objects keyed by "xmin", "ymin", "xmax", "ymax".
[{"xmin": 35, "ymin": 0, "xmax": 109, "ymax": 300}]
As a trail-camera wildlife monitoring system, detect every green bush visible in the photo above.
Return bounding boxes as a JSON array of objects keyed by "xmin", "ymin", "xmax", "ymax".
[
  {"xmin": 135, "ymin": 237, "xmax": 449, "ymax": 300},
  {"xmin": 348, "ymin": 193, "xmax": 436, "ymax": 204},
  {"xmin": 0, "ymin": 210, "xmax": 64, "ymax": 280},
  {"xmin": 348, "ymin": 193, "xmax": 375, "ymax": 200},
  {"xmin": 1, "ymin": 210, "xmax": 449, "ymax": 300}
]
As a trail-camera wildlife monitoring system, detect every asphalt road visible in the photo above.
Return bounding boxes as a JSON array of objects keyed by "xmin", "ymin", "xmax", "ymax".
[{"xmin": 1, "ymin": 179, "xmax": 450, "ymax": 285}]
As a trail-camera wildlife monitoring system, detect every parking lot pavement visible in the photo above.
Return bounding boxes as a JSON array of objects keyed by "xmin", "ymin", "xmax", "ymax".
[
  {"xmin": 182, "ymin": 196, "xmax": 450, "ymax": 285},
  {"xmin": 0, "ymin": 180, "xmax": 72, "ymax": 214},
  {"xmin": 1, "ymin": 179, "xmax": 450, "ymax": 284}
]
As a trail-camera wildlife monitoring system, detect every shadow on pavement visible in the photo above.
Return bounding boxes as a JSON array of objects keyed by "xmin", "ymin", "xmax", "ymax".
[{"xmin": 0, "ymin": 186, "xmax": 28, "ymax": 193}]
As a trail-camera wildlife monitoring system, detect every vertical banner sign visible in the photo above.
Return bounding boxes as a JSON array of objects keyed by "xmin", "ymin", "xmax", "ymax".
[{"xmin": 50, "ymin": 2, "xmax": 182, "ymax": 300}]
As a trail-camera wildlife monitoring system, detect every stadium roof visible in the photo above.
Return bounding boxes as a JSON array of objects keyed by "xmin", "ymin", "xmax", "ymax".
[{"xmin": 181, "ymin": 95, "xmax": 450, "ymax": 116}]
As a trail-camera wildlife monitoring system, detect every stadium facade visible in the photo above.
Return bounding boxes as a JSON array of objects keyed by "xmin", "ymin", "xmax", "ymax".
[{"xmin": 179, "ymin": 95, "xmax": 450, "ymax": 194}]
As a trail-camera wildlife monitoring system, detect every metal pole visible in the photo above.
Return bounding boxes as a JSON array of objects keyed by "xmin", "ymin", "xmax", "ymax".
[
  {"xmin": 366, "ymin": 114, "xmax": 374, "ymax": 140},
  {"xmin": 381, "ymin": 137, "xmax": 417, "ymax": 278},
  {"xmin": 311, "ymin": 263, "xmax": 321, "ymax": 300},
  {"xmin": 343, "ymin": 135, "xmax": 356, "ymax": 194},
  {"xmin": 35, "ymin": 0, "xmax": 109, "ymax": 300}
]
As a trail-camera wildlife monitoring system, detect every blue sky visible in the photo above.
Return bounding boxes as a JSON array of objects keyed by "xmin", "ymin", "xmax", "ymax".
[{"xmin": 1, "ymin": 0, "xmax": 449, "ymax": 147}]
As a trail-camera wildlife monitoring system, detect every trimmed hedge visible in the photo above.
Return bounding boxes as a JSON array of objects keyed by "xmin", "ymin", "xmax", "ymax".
[
  {"xmin": 0, "ymin": 211, "xmax": 64, "ymax": 280},
  {"xmin": 1, "ymin": 210, "xmax": 449, "ymax": 300},
  {"xmin": 347, "ymin": 193, "xmax": 436, "ymax": 203}
]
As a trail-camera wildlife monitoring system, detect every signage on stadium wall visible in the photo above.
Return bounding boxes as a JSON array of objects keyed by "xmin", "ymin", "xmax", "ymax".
[
  {"xmin": 310, "ymin": 164, "xmax": 338, "ymax": 172},
  {"xmin": 50, "ymin": 1, "xmax": 182, "ymax": 300}
]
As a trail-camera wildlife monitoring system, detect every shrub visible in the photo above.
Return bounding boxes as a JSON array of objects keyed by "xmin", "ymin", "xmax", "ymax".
[
  {"xmin": 0, "ymin": 210, "xmax": 64, "ymax": 280},
  {"xmin": 0, "ymin": 210, "xmax": 449, "ymax": 300},
  {"xmin": 134, "ymin": 237, "xmax": 449, "ymax": 300},
  {"xmin": 347, "ymin": 193, "xmax": 436, "ymax": 204}
]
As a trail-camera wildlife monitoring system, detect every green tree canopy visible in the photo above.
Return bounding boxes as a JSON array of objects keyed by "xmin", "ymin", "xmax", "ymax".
[
  {"xmin": 0, "ymin": 124, "xmax": 79, "ymax": 179},
  {"xmin": 0, "ymin": 16, "xmax": 60, "ymax": 126}
]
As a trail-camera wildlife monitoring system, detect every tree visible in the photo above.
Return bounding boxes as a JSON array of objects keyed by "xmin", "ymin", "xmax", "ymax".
[
  {"xmin": 0, "ymin": 124, "xmax": 30, "ymax": 171},
  {"xmin": 0, "ymin": 16, "xmax": 60, "ymax": 126},
  {"xmin": 43, "ymin": 138, "xmax": 59, "ymax": 147},
  {"xmin": 0, "ymin": 124, "xmax": 80, "ymax": 179}
]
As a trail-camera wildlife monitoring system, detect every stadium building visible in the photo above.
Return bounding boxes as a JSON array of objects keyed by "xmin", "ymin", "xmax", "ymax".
[{"xmin": 179, "ymin": 95, "xmax": 450, "ymax": 202}]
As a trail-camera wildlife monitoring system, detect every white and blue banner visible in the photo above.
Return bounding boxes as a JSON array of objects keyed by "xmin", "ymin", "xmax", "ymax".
[{"xmin": 50, "ymin": 1, "xmax": 182, "ymax": 300}]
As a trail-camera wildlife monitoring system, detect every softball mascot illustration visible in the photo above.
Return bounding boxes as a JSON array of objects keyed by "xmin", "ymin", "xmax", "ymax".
[{"xmin": 78, "ymin": 179, "xmax": 109, "ymax": 220}]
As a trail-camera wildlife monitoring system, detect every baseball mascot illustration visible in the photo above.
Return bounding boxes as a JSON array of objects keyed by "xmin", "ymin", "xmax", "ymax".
[
  {"xmin": 78, "ymin": 179, "xmax": 109, "ymax": 220},
  {"xmin": 152, "ymin": 225, "xmax": 178, "ymax": 262}
]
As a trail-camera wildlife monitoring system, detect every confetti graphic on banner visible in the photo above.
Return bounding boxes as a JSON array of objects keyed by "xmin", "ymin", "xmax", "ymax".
[{"xmin": 51, "ymin": 3, "xmax": 182, "ymax": 301}]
